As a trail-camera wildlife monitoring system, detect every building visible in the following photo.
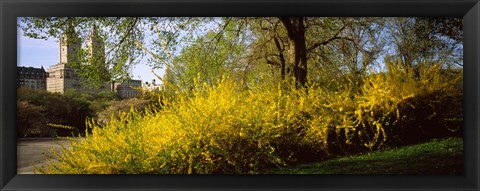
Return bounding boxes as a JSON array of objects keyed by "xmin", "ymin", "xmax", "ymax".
[
  {"xmin": 114, "ymin": 79, "xmax": 142, "ymax": 98},
  {"xmin": 47, "ymin": 26, "xmax": 84, "ymax": 93},
  {"xmin": 17, "ymin": 66, "xmax": 47, "ymax": 90},
  {"xmin": 58, "ymin": 26, "xmax": 81, "ymax": 65},
  {"xmin": 46, "ymin": 63, "xmax": 79, "ymax": 93},
  {"xmin": 144, "ymin": 79, "xmax": 165, "ymax": 92},
  {"xmin": 46, "ymin": 26, "xmax": 141, "ymax": 97},
  {"xmin": 47, "ymin": 26, "xmax": 110, "ymax": 94},
  {"xmin": 46, "ymin": 62, "xmax": 111, "ymax": 94},
  {"xmin": 86, "ymin": 25, "xmax": 108, "ymax": 75}
]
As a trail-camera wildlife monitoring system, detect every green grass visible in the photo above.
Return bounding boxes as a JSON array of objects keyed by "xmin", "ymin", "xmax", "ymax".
[{"xmin": 269, "ymin": 137, "xmax": 463, "ymax": 174}]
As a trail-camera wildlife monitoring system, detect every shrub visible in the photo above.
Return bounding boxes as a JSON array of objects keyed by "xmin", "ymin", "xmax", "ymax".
[
  {"xmin": 97, "ymin": 90, "xmax": 121, "ymax": 100},
  {"xmin": 295, "ymin": 60, "xmax": 462, "ymax": 155},
  {"xmin": 97, "ymin": 98, "xmax": 149, "ymax": 124},
  {"xmin": 38, "ymin": 61, "xmax": 463, "ymax": 174},
  {"xmin": 341, "ymin": 60, "xmax": 463, "ymax": 149},
  {"xmin": 17, "ymin": 88, "xmax": 95, "ymax": 136},
  {"xmin": 39, "ymin": 79, "xmax": 320, "ymax": 174},
  {"xmin": 17, "ymin": 101, "xmax": 49, "ymax": 137}
]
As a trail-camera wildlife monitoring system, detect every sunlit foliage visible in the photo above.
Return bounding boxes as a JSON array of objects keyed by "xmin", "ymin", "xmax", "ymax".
[{"xmin": 38, "ymin": 60, "xmax": 462, "ymax": 174}]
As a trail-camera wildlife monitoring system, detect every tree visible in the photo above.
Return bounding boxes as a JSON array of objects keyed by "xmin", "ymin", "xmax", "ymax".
[
  {"xmin": 415, "ymin": 17, "xmax": 463, "ymax": 67},
  {"xmin": 327, "ymin": 18, "xmax": 385, "ymax": 89},
  {"xmin": 20, "ymin": 17, "xmax": 334, "ymax": 89},
  {"xmin": 166, "ymin": 18, "xmax": 250, "ymax": 90},
  {"xmin": 278, "ymin": 17, "xmax": 308, "ymax": 88},
  {"xmin": 20, "ymin": 17, "xmax": 462, "ymax": 90},
  {"xmin": 387, "ymin": 17, "xmax": 463, "ymax": 70},
  {"xmin": 162, "ymin": 65, "xmax": 177, "ymax": 94},
  {"xmin": 247, "ymin": 18, "xmax": 289, "ymax": 84},
  {"xmin": 247, "ymin": 17, "xmax": 361, "ymax": 88}
]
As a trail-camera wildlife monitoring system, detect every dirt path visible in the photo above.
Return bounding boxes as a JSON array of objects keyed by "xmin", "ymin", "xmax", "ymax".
[{"xmin": 17, "ymin": 138, "xmax": 81, "ymax": 174}]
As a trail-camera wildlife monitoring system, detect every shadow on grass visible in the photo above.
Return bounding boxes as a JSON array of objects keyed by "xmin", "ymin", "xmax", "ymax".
[{"xmin": 269, "ymin": 137, "xmax": 463, "ymax": 174}]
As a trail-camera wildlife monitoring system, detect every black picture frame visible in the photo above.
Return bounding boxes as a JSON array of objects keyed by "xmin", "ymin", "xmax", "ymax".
[{"xmin": 1, "ymin": 0, "xmax": 479, "ymax": 190}]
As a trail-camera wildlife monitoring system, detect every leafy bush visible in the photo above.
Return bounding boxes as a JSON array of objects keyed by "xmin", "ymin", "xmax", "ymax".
[
  {"xmin": 17, "ymin": 101, "xmax": 49, "ymax": 137},
  {"xmin": 17, "ymin": 88, "xmax": 95, "ymax": 136},
  {"xmin": 375, "ymin": 61, "xmax": 463, "ymax": 145},
  {"xmin": 97, "ymin": 98, "xmax": 149, "ymax": 124},
  {"xmin": 64, "ymin": 89, "xmax": 119, "ymax": 113},
  {"xmin": 38, "ymin": 61, "xmax": 462, "ymax": 174},
  {"xmin": 319, "ymin": 60, "xmax": 463, "ymax": 151}
]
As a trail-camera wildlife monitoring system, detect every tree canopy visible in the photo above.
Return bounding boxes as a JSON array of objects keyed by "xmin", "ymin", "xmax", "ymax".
[{"xmin": 19, "ymin": 17, "xmax": 463, "ymax": 90}]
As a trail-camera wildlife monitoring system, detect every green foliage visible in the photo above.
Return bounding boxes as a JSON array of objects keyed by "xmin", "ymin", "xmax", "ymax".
[
  {"xmin": 87, "ymin": 91, "xmax": 121, "ymax": 113},
  {"xmin": 20, "ymin": 17, "xmax": 463, "ymax": 90},
  {"xmin": 20, "ymin": 17, "xmax": 463, "ymax": 174},
  {"xmin": 97, "ymin": 98, "xmax": 149, "ymax": 124},
  {"xmin": 17, "ymin": 101, "xmax": 49, "ymax": 137},
  {"xmin": 170, "ymin": 24, "xmax": 248, "ymax": 91},
  {"xmin": 17, "ymin": 88, "xmax": 104, "ymax": 137},
  {"xmin": 97, "ymin": 90, "xmax": 120, "ymax": 100}
]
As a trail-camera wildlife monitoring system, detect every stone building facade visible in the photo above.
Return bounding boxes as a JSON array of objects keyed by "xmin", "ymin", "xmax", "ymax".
[
  {"xmin": 46, "ymin": 26, "xmax": 141, "ymax": 98},
  {"xmin": 17, "ymin": 66, "xmax": 47, "ymax": 90},
  {"xmin": 46, "ymin": 63, "xmax": 111, "ymax": 94},
  {"xmin": 47, "ymin": 27, "xmax": 111, "ymax": 94},
  {"xmin": 59, "ymin": 28, "xmax": 81, "ymax": 65},
  {"xmin": 114, "ymin": 79, "xmax": 142, "ymax": 98},
  {"xmin": 46, "ymin": 63, "xmax": 79, "ymax": 93},
  {"xmin": 47, "ymin": 27, "xmax": 85, "ymax": 93}
]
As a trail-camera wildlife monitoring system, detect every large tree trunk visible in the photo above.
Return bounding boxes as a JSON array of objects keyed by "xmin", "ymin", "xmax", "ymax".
[{"xmin": 279, "ymin": 17, "xmax": 308, "ymax": 88}]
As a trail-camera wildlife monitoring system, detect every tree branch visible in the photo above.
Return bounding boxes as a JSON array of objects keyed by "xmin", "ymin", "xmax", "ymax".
[
  {"xmin": 105, "ymin": 17, "xmax": 139, "ymax": 58},
  {"xmin": 307, "ymin": 24, "xmax": 350, "ymax": 52}
]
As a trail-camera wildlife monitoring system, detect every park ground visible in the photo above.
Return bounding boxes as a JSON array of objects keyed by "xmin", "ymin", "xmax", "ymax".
[
  {"xmin": 17, "ymin": 138, "xmax": 78, "ymax": 174},
  {"xmin": 269, "ymin": 137, "xmax": 463, "ymax": 174},
  {"xmin": 17, "ymin": 137, "xmax": 463, "ymax": 174}
]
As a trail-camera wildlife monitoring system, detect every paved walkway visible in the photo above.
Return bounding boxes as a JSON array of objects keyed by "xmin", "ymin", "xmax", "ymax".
[{"xmin": 17, "ymin": 138, "xmax": 81, "ymax": 174}]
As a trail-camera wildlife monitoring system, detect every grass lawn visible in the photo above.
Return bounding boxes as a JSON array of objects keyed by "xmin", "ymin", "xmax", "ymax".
[{"xmin": 269, "ymin": 137, "xmax": 463, "ymax": 174}]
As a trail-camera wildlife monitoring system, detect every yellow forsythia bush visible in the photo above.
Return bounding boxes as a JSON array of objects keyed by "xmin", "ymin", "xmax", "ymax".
[
  {"xmin": 38, "ymin": 78, "xmax": 322, "ymax": 174},
  {"xmin": 347, "ymin": 60, "xmax": 463, "ymax": 149},
  {"xmin": 37, "ymin": 60, "xmax": 462, "ymax": 174},
  {"xmin": 300, "ymin": 59, "xmax": 462, "ymax": 154}
]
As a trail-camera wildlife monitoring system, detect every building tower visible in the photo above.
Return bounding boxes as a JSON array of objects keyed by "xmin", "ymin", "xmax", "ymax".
[
  {"xmin": 46, "ymin": 25, "xmax": 141, "ymax": 97},
  {"xmin": 47, "ymin": 25, "xmax": 110, "ymax": 94},
  {"xmin": 59, "ymin": 25, "xmax": 81, "ymax": 64},
  {"xmin": 88, "ymin": 25, "xmax": 110, "ymax": 82},
  {"xmin": 47, "ymin": 26, "xmax": 82, "ymax": 93},
  {"xmin": 87, "ymin": 25, "xmax": 106, "ymax": 66}
]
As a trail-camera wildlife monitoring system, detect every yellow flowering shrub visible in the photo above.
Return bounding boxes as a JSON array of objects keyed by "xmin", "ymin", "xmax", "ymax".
[
  {"xmin": 37, "ymin": 60, "xmax": 462, "ymax": 174},
  {"xmin": 349, "ymin": 60, "xmax": 463, "ymax": 149},
  {"xmin": 39, "ymin": 78, "xmax": 318, "ymax": 174}
]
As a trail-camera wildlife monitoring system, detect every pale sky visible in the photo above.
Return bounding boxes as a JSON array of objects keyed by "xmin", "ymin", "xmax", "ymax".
[{"xmin": 17, "ymin": 25, "xmax": 165, "ymax": 85}]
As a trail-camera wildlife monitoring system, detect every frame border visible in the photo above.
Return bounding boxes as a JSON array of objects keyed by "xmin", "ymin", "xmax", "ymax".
[{"xmin": 1, "ymin": 0, "xmax": 479, "ymax": 190}]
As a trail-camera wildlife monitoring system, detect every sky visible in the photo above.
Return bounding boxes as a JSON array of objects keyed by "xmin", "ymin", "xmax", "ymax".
[{"xmin": 17, "ymin": 25, "xmax": 165, "ymax": 85}]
